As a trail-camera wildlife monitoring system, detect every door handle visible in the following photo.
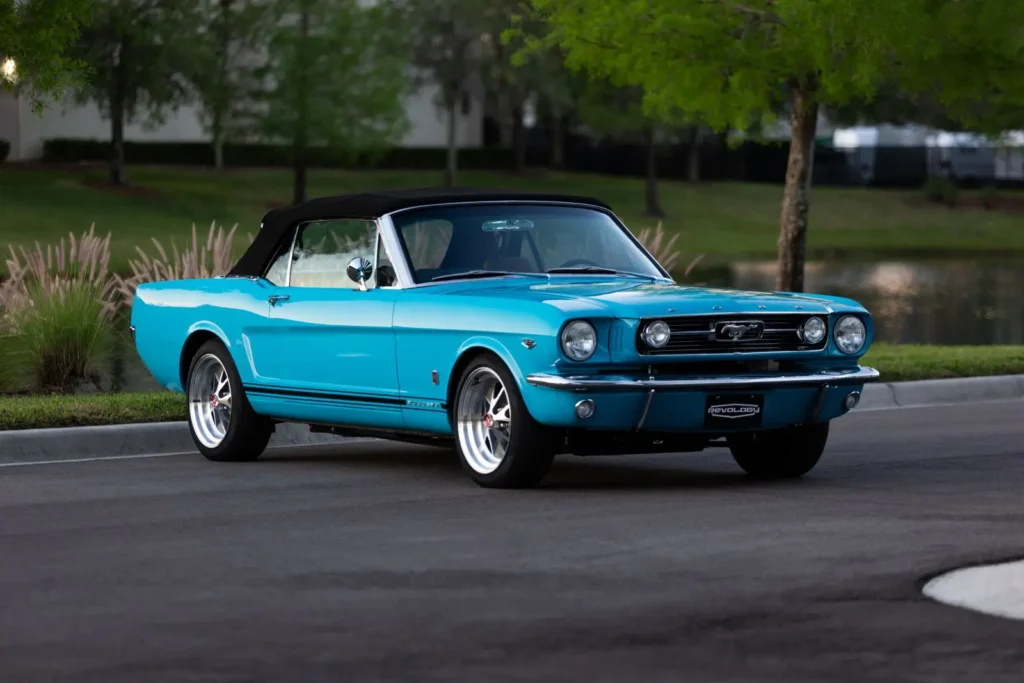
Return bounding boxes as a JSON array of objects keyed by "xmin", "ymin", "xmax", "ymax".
[{"xmin": 268, "ymin": 294, "xmax": 290, "ymax": 306}]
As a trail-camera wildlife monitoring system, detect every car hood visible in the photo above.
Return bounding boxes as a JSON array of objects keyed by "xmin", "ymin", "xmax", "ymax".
[{"xmin": 435, "ymin": 278, "xmax": 858, "ymax": 318}]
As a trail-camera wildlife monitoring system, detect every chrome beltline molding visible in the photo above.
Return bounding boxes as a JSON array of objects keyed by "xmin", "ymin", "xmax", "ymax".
[{"xmin": 526, "ymin": 366, "xmax": 880, "ymax": 391}]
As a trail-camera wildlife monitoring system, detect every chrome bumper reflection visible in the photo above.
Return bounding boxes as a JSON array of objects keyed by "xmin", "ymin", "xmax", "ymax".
[{"xmin": 526, "ymin": 366, "xmax": 880, "ymax": 391}]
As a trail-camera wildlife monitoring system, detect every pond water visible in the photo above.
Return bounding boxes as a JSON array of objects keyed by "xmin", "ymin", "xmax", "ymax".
[
  {"xmin": 688, "ymin": 257, "xmax": 1024, "ymax": 346},
  {"xmin": 105, "ymin": 257, "xmax": 1023, "ymax": 392}
]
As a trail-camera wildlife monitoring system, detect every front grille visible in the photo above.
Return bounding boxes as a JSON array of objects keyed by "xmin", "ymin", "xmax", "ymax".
[{"xmin": 637, "ymin": 314, "xmax": 827, "ymax": 356}]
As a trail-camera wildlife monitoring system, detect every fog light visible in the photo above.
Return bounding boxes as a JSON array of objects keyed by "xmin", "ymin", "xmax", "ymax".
[
  {"xmin": 575, "ymin": 399, "xmax": 596, "ymax": 419},
  {"xmin": 843, "ymin": 391, "xmax": 861, "ymax": 411}
]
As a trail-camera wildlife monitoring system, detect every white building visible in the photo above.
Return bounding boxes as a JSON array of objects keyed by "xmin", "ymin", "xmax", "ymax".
[{"xmin": 0, "ymin": 83, "xmax": 483, "ymax": 161}]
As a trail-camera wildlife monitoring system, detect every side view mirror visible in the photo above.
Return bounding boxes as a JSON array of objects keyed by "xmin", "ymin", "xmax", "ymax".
[{"xmin": 347, "ymin": 257, "xmax": 374, "ymax": 291}]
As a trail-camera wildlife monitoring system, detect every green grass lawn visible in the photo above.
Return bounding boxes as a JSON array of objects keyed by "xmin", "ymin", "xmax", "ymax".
[
  {"xmin": 2, "ymin": 344, "xmax": 1022, "ymax": 429},
  {"xmin": 2, "ymin": 165, "xmax": 1024, "ymax": 274}
]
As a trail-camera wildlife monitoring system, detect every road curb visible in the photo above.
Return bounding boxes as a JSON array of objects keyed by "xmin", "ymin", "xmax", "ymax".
[
  {"xmin": 0, "ymin": 421, "xmax": 344, "ymax": 465},
  {"xmin": 2, "ymin": 374, "xmax": 1022, "ymax": 464},
  {"xmin": 859, "ymin": 374, "xmax": 1024, "ymax": 410}
]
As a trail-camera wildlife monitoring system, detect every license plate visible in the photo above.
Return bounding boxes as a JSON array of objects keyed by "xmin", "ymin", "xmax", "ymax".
[{"xmin": 704, "ymin": 394, "xmax": 764, "ymax": 428}]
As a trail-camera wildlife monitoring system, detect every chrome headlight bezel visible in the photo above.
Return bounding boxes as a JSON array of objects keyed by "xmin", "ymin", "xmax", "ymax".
[
  {"xmin": 641, "ymin": 319, "xmax": 672, "ymax": 348},
  {"xmin": 833, "ymin": 315, "xmax": 867, "ymax": 355},
  {"xmin": 801, "ymin": 316, "xmax": 826, "ymax": 346},
  {"xmin": 560, "ymin": 320, "xmax": 597, "ymax": 362}
]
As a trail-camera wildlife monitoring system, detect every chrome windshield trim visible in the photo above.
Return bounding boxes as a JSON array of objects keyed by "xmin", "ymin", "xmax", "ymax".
[
  {"xmin": 526, "ymin": 366, "xmax": 880, "ymax": 391},
  {"xmin": 381, "ymin": 200, "xmax": 674, "ymax": 287},
  {"xmin": 376, "ymin": 215, "xmax": 416, "ymax": 289}
]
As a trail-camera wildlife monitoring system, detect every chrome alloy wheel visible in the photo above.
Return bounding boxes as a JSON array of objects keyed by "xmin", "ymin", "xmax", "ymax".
[
  {"xmin": 457, "ymin": 367, "xmax": 513, "ymax": 474},
  {"xmin": 188, "ymin": 354, "xmax": 233, "ymax": 449}
]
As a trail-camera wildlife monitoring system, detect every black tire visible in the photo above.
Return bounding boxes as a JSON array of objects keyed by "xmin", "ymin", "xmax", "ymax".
[
  {"xmin": 185, "ymin": 339, "xmax": 273, "ymax": 462},
  {"xmin": 453, "ymin": 354, "xmax": 558, "ymax": 489},
  {"xmin": 727, "ymin": 422, "xmax": 830, "ymax": 479}
]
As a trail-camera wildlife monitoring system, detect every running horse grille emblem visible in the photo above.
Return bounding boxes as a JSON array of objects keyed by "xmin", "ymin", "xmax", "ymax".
[{"xmin": 715, "ymin": 321, "xmax": 765, "ymax": 342}]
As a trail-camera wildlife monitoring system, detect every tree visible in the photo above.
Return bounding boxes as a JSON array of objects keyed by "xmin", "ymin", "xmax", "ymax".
[
  {"xmin": 71, "ymin": 0, "xmax": 200, "ymax": 185},
  {"xmin": 577, "ymin": 80, "xmax": 667, "ymax": 218},
  {"xmin": 257, "ymin": 0, "xmax": 409, "ymax": 205},
  {"xmin": 192, "ymin": 0, "xmax": 274, "ymax": 170},
  {"xmin": 494, "ymin": 5, "xmax": 584, "ymax": 172},
  {"xmin": 398, "ymin": 0, "xmax": 490, "ymax": 186},
  {"xmin": 0, "ymin": 0, "xmax": 92, "ymax": 112},
  {"xmin": 527, "ymin": 0, "xmax": 1024, "ymax": 292}
]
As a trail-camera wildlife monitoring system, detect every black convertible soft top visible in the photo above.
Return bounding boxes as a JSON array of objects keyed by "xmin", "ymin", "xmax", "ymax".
[{"xmin": 229, "ymin": 187, "xmax": 612, "ymax": 277}]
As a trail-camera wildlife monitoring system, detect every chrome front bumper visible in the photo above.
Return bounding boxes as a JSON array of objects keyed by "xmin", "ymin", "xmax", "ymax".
[{"xmin": 526, "ymin": 366, "xmax": 880, "ymax": 392}]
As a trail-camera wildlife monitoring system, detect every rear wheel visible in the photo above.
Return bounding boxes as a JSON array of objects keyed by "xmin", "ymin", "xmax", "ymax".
[
  {"xmin": 186, "ymin": 340, "xmax": 273, "ymax": 462},
  {"xmin": 454, "ymin": 355, "xmax": 557, "ymax": 488},
  {"xmin": 727, "ymin": 423, "xmax": 830, "ymax": 479}
]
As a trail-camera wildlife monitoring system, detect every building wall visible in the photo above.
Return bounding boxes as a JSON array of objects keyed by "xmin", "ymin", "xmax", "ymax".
[{"xmin": 0, "ymin": 83, "xmax": 482, "ymax": 161}]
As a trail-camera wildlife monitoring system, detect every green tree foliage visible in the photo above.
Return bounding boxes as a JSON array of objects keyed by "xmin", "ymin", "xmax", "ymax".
[
  {"xmin": 0, "ymin": 0, "xmax": 92, "ymax": 112},
  {"xmin": 192, "ymin": 0, "xmax": 275, "ymax": 170},
  {"xmin": 577, "ymin": 79, "xmax": 666, "ymax": 217},
  {"xmin": 257, "ymin": 0, "xmax": 409, "ymax": 205},
  {"xmin": 71, "ymin": 0, "xmax": 201, "ymax": 185},
  {"xmin": 397, "ymin": 0, "xmax": 490, "ymax": 186},
  {"xmin": 527, "ymin": 0, "xmax": 1024, "ymax": 292}
]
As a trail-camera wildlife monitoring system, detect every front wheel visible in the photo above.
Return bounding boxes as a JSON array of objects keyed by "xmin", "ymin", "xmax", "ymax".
[
  {"xmin": 454, "ymin": 355, "xmax": 557, "ymax": 488},
  {"xmin": 186, "ymin": 340, "xmax": 273, "ymax": 462},
  {"xmin": 727, "ymin": 423, "xmax": 830, "ymax": 479}
]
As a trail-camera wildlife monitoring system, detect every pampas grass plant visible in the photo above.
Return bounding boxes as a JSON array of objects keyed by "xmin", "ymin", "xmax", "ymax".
[
  {"xmin": 636, "ymin": 221, "xmax": 704, "ymax": 278},
  {"xmin": 114, "ymin": 221, "xmax": 252, "ymax": 307},
  {"xmin": 1, "ymin": 226, "xmax": 117, "ymax": 392}
]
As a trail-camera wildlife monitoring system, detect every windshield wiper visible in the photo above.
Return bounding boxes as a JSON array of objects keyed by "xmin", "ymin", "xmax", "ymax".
[
  {"xmin": 429, "ymin": 270, "xmax": 511, "ymax": 282},
  {"xmin": 546, "ymin": 266, "xmax": 656, "ymax": 279},
  {"xmin": 428, "ymin": 269, "xmax": 546, "ymax": 283}
]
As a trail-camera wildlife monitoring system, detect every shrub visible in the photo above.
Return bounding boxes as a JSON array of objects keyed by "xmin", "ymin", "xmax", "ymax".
[
  {"xmin": 980, "ymin": 185, "xmax": 1000, "ymax": 210},
  {"xmin": 42, "ymin": 138, "xmax": 516, "ymax": 170},
  {"xmin": 0, "ymin": 138, "xmax": 9, "ymax": 163},
  {"xmin": 923, "ymin": 177, "xmax": 959, "ymax": 207},
  {"xmin": 1, "ymin": 226, "xmax": 117, "ymax": 392},
  {"xmin": 635, "ymin": 221, "xmax": 705, "ymax": 278},
  {"xmin": 113, "ymin": 221, "xmax": 253, "ymax": 307}
]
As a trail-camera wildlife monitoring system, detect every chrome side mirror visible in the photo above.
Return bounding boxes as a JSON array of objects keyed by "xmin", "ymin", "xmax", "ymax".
[{"xmin": 347, "ymin": 257, "xmax": 373, "ymax": 291}]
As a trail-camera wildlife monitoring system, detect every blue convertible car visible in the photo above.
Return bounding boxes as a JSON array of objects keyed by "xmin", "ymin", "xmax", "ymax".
[{"xmin": 131, "ymin": 188, "xmax": 879, "ymax": 488}]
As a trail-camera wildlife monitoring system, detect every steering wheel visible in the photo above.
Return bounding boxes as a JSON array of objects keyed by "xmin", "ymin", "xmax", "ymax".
[{"xmin": 557, "ymin": 258, "xmax": 601, "ymax": 268}]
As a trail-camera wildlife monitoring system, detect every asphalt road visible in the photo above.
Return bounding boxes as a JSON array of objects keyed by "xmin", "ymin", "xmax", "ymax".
[{"xmin": 3, "ymin": 401, "xmax": 1024, "ymax": 683}]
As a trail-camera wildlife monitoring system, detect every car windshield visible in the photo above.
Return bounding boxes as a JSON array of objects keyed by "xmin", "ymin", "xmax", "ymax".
[{"xmin": 391, "ymin": 204, "xmax": 667, "ymax": 284}]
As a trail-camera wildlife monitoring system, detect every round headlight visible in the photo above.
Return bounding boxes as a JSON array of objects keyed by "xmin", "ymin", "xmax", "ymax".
[
  {"xmin": 561, "ymin": 320, "xmax": 597, "ymax": 361},
  {"xmin": 641, "ymin": 320, "xmax": 671, "ymax": 348},
  {"xmin": 834, "ymin": 316, "xmax": 866, "ymax": 355},
  {"xmin": 801, "ymin": 316, "xmax": 826, "ymax": 345}
]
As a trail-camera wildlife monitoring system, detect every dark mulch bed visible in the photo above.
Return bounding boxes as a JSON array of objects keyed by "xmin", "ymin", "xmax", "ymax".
[
  {"xmin": 908, "ymin": 194, "xmax": 1024, "ymax": 214},
  {"xmin": 80, "ymin": 179, "xmax": 166, "ymax": 199}
]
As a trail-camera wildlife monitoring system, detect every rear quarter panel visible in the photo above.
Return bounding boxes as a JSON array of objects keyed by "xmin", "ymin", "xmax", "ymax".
[{"xmin": 131, "ymin": 278, "xmax": 270, "ymax": 392}]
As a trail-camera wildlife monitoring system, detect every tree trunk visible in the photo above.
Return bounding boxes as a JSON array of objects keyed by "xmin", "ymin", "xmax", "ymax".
[
  {"xmin": 213, "ymin": 0, "xmax": 231, "ymax": 170},
  {"xmin": 292, "ymin": 2, "xmax": 310, "ymax": 205},
  {"xmin": 512, "ymin": 103, "xmax": 526, "ymax": 173},
  {"xmin": 214, "ymin": 136, "xmax": 224, "ymax": 170},
  {"xmin": 109, "ymin": 39, "xmax": 127, "ymax": 186},
  {"xmin": 109, "ymin": 95, "xmax": 126, "ymax": 186},
  {"xmin": 643, "ymin": 124, "xmax": 664, "ymax": 218},
  {"xmin": 445, "ymin": 97, "xmax": 458, "ymax": 187},
  {"xmin": 550, "ymin": 110, "xmax": 565, "ymax": 169},
  {"xmin": 776, "ymin": 81, "xmax": 819, "ymax": 293},
  {"xmin": 686, "ymin": 125, "xmax": 702, "ymax": 183}
]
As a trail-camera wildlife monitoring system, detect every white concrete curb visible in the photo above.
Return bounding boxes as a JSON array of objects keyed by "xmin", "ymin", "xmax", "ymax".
[
  {"xmin": 858, "ymin": 374, "xmax": 1024, "ymax": 410},
  {"xmin": 1, "ymin": 374, "xmax": 1022, "ymax": 464},
  {"xmin": 0, "ymin": 421, "xmax": 344, "ymax": 464}
]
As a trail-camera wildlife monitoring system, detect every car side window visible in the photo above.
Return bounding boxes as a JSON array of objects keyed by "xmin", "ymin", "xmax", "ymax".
[
  {"xmin": 264, "ymin": 235, "xmax": 293, "ymax": 285},
  {"xmin": 289, "ymin": 219, "xmax": 378, "ymax": 289}
]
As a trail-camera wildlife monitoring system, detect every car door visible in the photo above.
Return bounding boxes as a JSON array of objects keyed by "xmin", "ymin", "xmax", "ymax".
[{"xmin": 245, "ymin": 218, "xmax": 403, "ymax": 429}]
